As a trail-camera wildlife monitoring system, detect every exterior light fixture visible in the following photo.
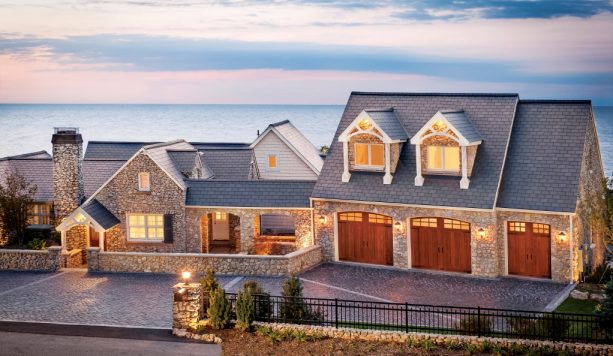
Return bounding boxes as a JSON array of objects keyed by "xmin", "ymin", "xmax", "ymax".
[
  {"xmin": 558, "ymin": 231, "xmax": 567, "ymax": 242},
  {"xmin": 358, "ymin": 118, "xmax": 372, "ymax": 130},
  {"xmin": 478, "ymin": 228, "xmax": 485, "ymax": 239},
  {"xmin": 394, "ymin": 221, "xmax": 402, "ymax": 232},
  {"xmin": 181, "ymin": 271, "xmax": 192, "ymax": 285},
  {"xmin": 318, "ymin": 215, "xmax": 327, "ymax": 224}
]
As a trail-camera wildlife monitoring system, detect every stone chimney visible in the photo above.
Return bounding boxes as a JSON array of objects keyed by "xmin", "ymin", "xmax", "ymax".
[{"xmin": 52, "ymin": 127, "xmax": 84, "ymax": 221}]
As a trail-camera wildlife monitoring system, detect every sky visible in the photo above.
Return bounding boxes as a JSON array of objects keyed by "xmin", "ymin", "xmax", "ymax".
[{"xmin": 0, "ymin": 0, "xmax": 612, "ymax": 104}]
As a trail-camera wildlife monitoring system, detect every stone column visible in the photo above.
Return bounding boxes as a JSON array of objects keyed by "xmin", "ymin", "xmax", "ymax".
[
  {"xmin": 239, "ymin": 212, "xmax": 255, "ymax": 253},
  {"xmin": 47, "ymin": 246, "xmax": 62, "ymax": 271},
  {"xmin": 86, "ymin": 247, "xmax": 100, "ymax": 272},
  {"xmin": 172, "ymin": 283, "xmax": 202, "ymax": 330}
]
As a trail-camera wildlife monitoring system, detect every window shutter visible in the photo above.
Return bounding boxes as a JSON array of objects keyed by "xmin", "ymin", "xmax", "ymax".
[{"xmin": 163, "ymin": 214, "xmax": 173, "ymax": 243}]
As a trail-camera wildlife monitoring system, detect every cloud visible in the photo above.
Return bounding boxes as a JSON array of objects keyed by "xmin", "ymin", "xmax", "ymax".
[{"xmin": 2, "ymin": 34, "xmax": 611, "ymax": 87}]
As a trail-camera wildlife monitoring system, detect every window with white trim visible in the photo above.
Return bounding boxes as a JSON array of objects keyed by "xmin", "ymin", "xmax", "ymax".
[
  {"xmin": 127, "ymin": 214, "xmax": 164, "ymax": 241},
  {"xmin": 138, "ymin": 172, "xmax": 150, "ymax": 191},
  {"xmin": 426, "ymin": 146, "xmax": 460, "ymax": 173},
  {"xmin": 267, "ymin": 154, "xmax": 278, "ymax": 170},
  {"xmin": 354, "ymin": 143, "xmax": 384, "ymax": 169}
]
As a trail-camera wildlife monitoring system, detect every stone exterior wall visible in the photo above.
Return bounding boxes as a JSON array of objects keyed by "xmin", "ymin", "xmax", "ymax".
[
  {"xmin": 172, "ymin": 283, "xmax": 201, "ymax": 330},
  {"xmin": 52, "ymin": 142, "xmax": 84, "ymax": 220},
  {"xmin": 0, "ymin": 246, "xmax": 62, "ymax": 271},
  {"xmin": 185, "ymin": 207, "xmax": 313, "ymax": 254},
  {"xmin": 62, "ymin": 248, "xmax": 83, "ymax": 268},
  {"xmin": 94, "ymin": 152, "xmax": 187, "ymax": 253},
  {"xmin": 574, "ymin": 115, "xmax": 607, "ymax": 276},
  {"xmin": 313, "ymin": 200, "xmax": 576, "ymax": 282},
  {"xmin": 88, "ymin": 245, "xmax": 322, "ymax": 276}
]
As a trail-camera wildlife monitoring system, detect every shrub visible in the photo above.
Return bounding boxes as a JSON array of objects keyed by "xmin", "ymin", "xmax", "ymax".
[
  {"xmin": 279, "ymin": 276, "xmax": 323, "ymax": 324},
  {"xmin": 26, "ymin": 237, "xmax": 46, "ymax": 250},
  {"xmin": 444, "ymin": 340, "xmax": 462, "ymax": 350},
  {"xmin": 463, "ymin": 343, "xmax": 477, "ymax": 355},
  {"xmin": 507, "ymin": 315, "xmax": 570, "ymax": 338},
  {"xmin": 200, "ymin": 268, "xmax": 219, "ymax": 316},
  {"xmin": 597, "ymin": 277, "xmax": 613, "ymax": 334},
  {"xmin": 585, "ymin": 263, "xmax": 612, "ymax": 284},
  {"xmin": 243, "ymin": 280, "xmax": 272, "ymax": 320},
  {"xmin": 235, "ymin": 288, "xmax": 255, "ymax": 331},
  {"xmin": 457, "ymin": 315, "xmax": 492, "ymax": 335},
  {"xmin": 207, "ymin": 286, "xmax": 231, "ymax": 329}
]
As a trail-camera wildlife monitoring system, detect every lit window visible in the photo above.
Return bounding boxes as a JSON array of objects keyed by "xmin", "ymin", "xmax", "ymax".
[
  {"xmin": 215, "ymin": 212, "xmax": 227, "ymax": 221},
  {"xmin": 412, "ymin": 218, "xmax": 437, "ymax": 228},
  {"xmin": 443, "ymin": 219, "xmax": 470, "ymax": 231},
  {"xmin": 508, "ymin": 222, "xmax": 526, "ymax": 233},
  {"xmin": 260, "ymin": 214, "xmax": 295, "ymax": 236},
  {"xmin": 138, "ymin": 172, "xmax": 150, "ymax": 191},
  {"xmin": 533, "ymin": 223, "xmax": 550, "ymax": 235},
  {"xmin": 267, "ymin": 154, "xmax": 278, "ymax": 170},
  {"xmin": 427, "ymin": 146, "xmax": 460, "ymax": 172},
  {"xmin": 354, "ymin": 143, "xmax": 384, "ymax": 168},
  {"xmin": 28, "ymin": 204, "xmax": 53, "ymax": 225},
  {"xmin": 339, "ymin": 212, "xmax": 363, "ymax": 222},
  {"xmin": 128, "ymin": 214, "xmax": 164, "ymax": 241},
  {"xmin": 368, "ymin": 213, "xmax": 392, "ymax": 225}
]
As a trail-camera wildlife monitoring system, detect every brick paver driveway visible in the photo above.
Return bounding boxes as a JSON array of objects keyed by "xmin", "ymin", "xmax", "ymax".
[{"xmin": 0, "ymin": 263, "xmax": 569, "ymax": 328}]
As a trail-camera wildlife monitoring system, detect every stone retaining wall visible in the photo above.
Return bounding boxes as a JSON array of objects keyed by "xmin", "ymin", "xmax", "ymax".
[
  {"xmin": 87, "ymin": 245, "xmax": 322, "ymax": 276},
  {"xmin": 256, "ymin": 322, "xmax": 612, "ymax": 355},
  {"xmin": 61, "ymin": 249, "xmax": 83, "ymax": 268},
  {"xmin": 0, "ymin": 246, "xmax": 62, "ymax": 271}
]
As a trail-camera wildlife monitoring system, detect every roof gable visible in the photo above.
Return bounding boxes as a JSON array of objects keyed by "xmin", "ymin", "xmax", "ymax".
[
  {"xmin": 340, "ymin": 109, "xmax": 408, "ymax": 143},
  {"xmin": 410, "ymin": 110, "xmax": 481, "ymax": 146}
]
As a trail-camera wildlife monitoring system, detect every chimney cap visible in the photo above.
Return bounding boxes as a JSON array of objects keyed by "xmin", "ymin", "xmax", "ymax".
[
  {"xmin": 52, "ymin": 127, "xmax": 82, "ymax": 144},
  {"xmin": 54, "ymin": 127, "xmax": 80, "ymax": 134}
]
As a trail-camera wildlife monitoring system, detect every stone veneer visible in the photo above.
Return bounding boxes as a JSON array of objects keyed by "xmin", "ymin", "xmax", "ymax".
[
  {"xmin": 172, "ymin": 282, "xmax": 202, "ymax": 330},
  {"xmin": 313, "ymin": 200, "xmax": 576, "ymax": 282},
  {"xmin": 87, "ymin": 245, "xmax": 322, "ymax": 276},
  {"xmin": 94, "ymin": 152, "xmax": 187, "ymax": 253},
  {"xmin": 185, "ymin": 207, "xmax": 312, "ymax": 254},
  {"xmin": 0, "ymin": 246, "xmax": 62, "ymax": 271}
]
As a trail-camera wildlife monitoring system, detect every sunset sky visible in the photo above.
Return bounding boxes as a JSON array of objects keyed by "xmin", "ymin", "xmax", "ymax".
[{"xmin": 1, "ymin": 0, "xmax": 612, "ymax": 104}]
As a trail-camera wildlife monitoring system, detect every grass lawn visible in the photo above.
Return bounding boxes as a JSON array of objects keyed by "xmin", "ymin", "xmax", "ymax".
[{"xmin": 555, "ymin": 297, "xmax": 599, "ymax": 314}]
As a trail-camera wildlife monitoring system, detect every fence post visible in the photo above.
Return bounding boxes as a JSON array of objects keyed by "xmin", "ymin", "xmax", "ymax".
[
  {"xmin": 477, "ymin": 306, "xmax": 481, "ymax": 338},
  {"xmin": 551, "ymin": 311, "xmax": 556, "ymax": 341},
  {"xmin": 334, "ymin": 299, "xmax": 339, "ymax": 329},
  {"xmin": 405, "ymin": 303, "xmax": 409, "ymax": 333}
]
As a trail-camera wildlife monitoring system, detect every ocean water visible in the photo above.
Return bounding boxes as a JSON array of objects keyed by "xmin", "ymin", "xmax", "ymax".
[{"xmin": 0, "ymin": 104, "xmax": 612, "ymax": 176}]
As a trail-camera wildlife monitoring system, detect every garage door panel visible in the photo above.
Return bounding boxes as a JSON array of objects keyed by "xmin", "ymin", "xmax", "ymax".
[
  {"xmin": 507, "ymin": 222, "xmax": 551, "ymax": 278},
  {"xmin": 338, "ymin": 212, "xmax": 393, "ymax": 266},
  {"xmin": 411, "ymin": 217, "xmax": 471, "ymax": 273}
]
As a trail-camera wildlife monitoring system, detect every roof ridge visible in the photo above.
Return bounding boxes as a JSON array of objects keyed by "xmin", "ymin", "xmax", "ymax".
[
  {"xmin": 351, "ymin": 91, "xmax": 519, "ymax": 97},
  {"xmin": 520, "ymin": 99, "xmax": 591, "ymax": 104},
  {"xmin": 269, "ymin": 119, "xmax": 291, "ymax": 127},
  {"xmin": 440, "ymin": 109, "xmax": 464, "ymax": 114},
  {"xmin": 87, "ymin": 141, "xmax": 160, "ymax": 144},
  {"xmin": 365, "ymin": 107, "xmax": 394, "ymax": 112},
  {"xmin": 143, "ymin": 139, "xmax": 186, "ymax": 149},
  {"xmin": 0, "ymin": 150, "xmax": 51, "ymax": 161},
  {"xmin": 167, "ymin": 149, "xmax": 197, "ymax": 153}
]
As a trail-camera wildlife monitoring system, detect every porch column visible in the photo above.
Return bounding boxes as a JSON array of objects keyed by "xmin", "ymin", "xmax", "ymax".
[
  {"xmin": 60, "ymin": 230, "xmax": 67, "ymax": 252},
  {"xmin": 383, "ymin": 142, "xmax": 392, "ymax": 184},
  {"xmin": 460, "ymin": 145, "xmax": 469, "ymax": 189},
  {"xmin": 414, "ymin": 143, "xmax": 424, "ymax": 186},
  {"xmin": 99, "ymin": 231, "xmax": 105, "ymax": 252},
  {"xmin": 341, "ymin": 141, "xmax": 351, "ymax": 182}
]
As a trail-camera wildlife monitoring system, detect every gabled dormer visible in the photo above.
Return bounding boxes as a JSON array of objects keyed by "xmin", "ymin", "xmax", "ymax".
[
  {"xmin": 338, "ymin": 108, "xmax": 408, "ymax": 184},
  {"xmin": 410, "ymin": 110, "xmax": 482, "ymax": 189}
]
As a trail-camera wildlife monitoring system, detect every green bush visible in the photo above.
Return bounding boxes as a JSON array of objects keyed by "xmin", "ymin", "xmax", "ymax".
[
  {"xmin": 235, "ymin": 288, "xmax": 255, "ymax": 331},
  {"xmin": 207, "ymin": 286, "xmax": 231, "ymax": 330},
  {"xmin": 597, "ymin": 277, "xmax": 613, "ymax": 334},
  {"xmin": 200, "ymin": 268, "xmax": 219, "ymax": 316},
  {"xmin": 26, "ymin": 237, "xmax": 46, "ymax": 250},
  {"xmin": 457, "ymin": 315, "xmax": 492, "ymax": 335},
  {"xmin": 243, "ymin": 280, "xmax": 272, "ymax": 320},
  {"xmin": 507, "ymin": 315, "xmax": 570, "ymax": 338},
  {"xmin": 279, "ymin": 276, "xmax": 323, "ymax": 324},
  {"xmin": 585, "ymin": 263, "xmax": 612, "ymax": 284}
]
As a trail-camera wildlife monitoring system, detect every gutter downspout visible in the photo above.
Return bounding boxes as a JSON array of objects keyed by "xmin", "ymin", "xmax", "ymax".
[
  {"xmin": 310, "ymin": 198, "xmax": 315, "ymax": 247},
  {"xmin": 570, "ymin": 215, "xmax": 574, "ymax": 284}
]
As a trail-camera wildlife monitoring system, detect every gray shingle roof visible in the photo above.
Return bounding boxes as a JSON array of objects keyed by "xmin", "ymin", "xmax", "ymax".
[
  {"xmin": 199, "ymin": 148, "xmax": 253, "ymax": 180},
  {"xmin": 81, "ymin": 199, "xmax": 120, "ymax": 229},
  {"xmin": 186, "ymin": 180, "xmax": 315, "ymax": 207},
  {"xmin": 0, "ymin": 157, "xmax": 54, "ymax": 202},
  {"xmin": 143, "ymin": 140, "xmax": 194, "ymax": 189},
  {"xmin": 83, "ymin": 160, "xmax": 124, "ymax": 197},
  {"xmin": 365, "ymin": 109, "xmax": 408, "ymax": 141},
  {"xmin": 312, "ymin": 92, "xmax": 519, "ymax": 209},
  {"xmin": 441, "ymin": 110, "xmax": 482, "ymax": 143},
  {"xmin": 85, "ymin": 142, "xmax": 154, "ymax": 160},
  {"xmin": 496, "ymin": 101, "xmax": 592, "ymax": 212},
  {"xmin": 168, "ymin": 150, "xmax": 198, "ymax": 176}
]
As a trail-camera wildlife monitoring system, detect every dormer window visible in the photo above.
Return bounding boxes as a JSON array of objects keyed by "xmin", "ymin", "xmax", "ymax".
[
  {"xmin": 138, "ymin": 172, "xmax": 150, "ymax": 191},
  {"xmin": 355, "ymin": 143, "xmax": 384, "ymax": 169},
  {"xmin": 426, "ymin": 146, "xmax": 460, "ymax": 174}
]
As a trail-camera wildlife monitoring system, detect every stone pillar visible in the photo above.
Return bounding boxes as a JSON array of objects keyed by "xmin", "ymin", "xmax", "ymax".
[
  {"xmin": 52, "ymin": 128, "xmax": 84, "ymax": 221},
  {"xmin": 172, "ymin": 283, "xmax": 202, "ymax": 330},
  {"xmin": 47, "ymin": 246, "xmax": 63, "ymax": 271},
  {"xmin": 239, "ymin": 212, "xmax": 255, "ymax": 253},
  {"xmin": 86, "ymin": 247, "xmax": 100, "ymax": 272}
]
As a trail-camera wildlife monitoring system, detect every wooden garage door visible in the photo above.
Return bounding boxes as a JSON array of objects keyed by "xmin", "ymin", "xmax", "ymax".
[
  {"xmin": 507, "ymin": 222, "xmax": 551, "ymax": 278},
  {"xmin": 410, "ymin": 217, "xmax": 471, "ymax": 273},
  {"xmin": 337, "ymin": 212, "xmax": 393, "ymax": 266}
]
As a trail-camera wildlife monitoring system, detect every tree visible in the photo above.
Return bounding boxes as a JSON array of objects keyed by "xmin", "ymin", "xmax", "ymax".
[
  {"xmin": 0, "ymin": 169, "xmax": 37, "ymax": 247},
  {"xmin": 597, "ymin": 278, "xmax": 613, "ymax": 334},
  {"xmin": 235, "ymin": 288, "xmax": 255, "ymax": 331}
]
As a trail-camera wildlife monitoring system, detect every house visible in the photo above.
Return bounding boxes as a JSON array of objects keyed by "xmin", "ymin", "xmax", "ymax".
[
  {"xmin": 0, "ymin": 91, "xmax": 605, "ymax": 284},
  {"xmin": 311, "ymin": 92, "xmax": 605, "ymax": 283},
  {"xmin": 0, "ymin": 121, "xmax": 322, "ymax": 263}
]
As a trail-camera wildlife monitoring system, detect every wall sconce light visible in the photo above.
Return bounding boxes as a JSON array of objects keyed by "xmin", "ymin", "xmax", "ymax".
[
  {"xmin": 394, "ymin": 221, "xmax": 403, "ymax": 232},
  {"xmin": 318, "ymin": 215, "xmax": 327, "ymax": 224},
  {"xmin": 181, "ymin": 271, "xmax": 192, "ymax": 285},
  {"xmin": 478, "ymin": 228, "xmax": 485, "ymax": 239},
  {"xmin": 558, "ymin": 231, "xmax": 567, "ymax": 243}
]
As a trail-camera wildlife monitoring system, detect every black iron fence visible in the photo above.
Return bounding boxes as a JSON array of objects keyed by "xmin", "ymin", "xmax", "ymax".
[{"xmin": 221, "ymin": 293, "xmax": 613, "ymax": 344}]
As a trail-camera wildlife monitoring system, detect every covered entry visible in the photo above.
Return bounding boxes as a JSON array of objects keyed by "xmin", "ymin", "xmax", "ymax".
[
  {"xmin": 507, "ymin": 222, "xmax": 551, "ymax": 278},
  {"xmin": 410, "ymin": 217, "xmax": 471, "ymax": 273},
  {"xmin": 337, "ymin": 212, "xmax": 393, "ymax": 266}
]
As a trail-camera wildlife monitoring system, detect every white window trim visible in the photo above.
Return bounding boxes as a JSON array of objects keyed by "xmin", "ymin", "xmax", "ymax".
[
  {"xmin": 353, "ymin": 143, "xmax": 385, "ymax": 170},
  {"xmin": 138, "ymin": 172, "xmax": 151, "ymax": 192},
  {"xmin": 426, "ymin": 145, "xmax": 460, "ymax": 175},
  {"xmin": 265, "ymin": 152, "xmax": 280, "ymax": 171},
  {"xmin": 126, "ymin": 213, "xmax": 164, "ymax": 242}
]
